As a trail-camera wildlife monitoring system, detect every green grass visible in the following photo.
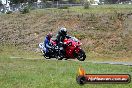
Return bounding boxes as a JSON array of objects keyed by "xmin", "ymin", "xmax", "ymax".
[
  {"xmin": 0, "ymin": 56, "xmax": 132, "ymax": 88},
  {"xmin": 30, "ymin": 4, "xmax": 132, "ymax": 15},
  {"xmin": 0, "ymin": 44, "xmax": 42, "ymax": 59},
  {"xmin": 71, "ymin": 4, "xmax": 132, "ymax": 13},
  {"xmin": 87, "ymin": 52, "xmax": 132, "ymax": 62}
]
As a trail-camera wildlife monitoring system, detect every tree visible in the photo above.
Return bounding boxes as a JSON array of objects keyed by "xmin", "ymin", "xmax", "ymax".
[
  {"xmin": 10, "ymin": 0, "xmax": 25, "ymax": 4},
  {"xmin": 0, "ymin": 0, "xmax": 2, "ymax": 5},
  {"xmin": 83, "ymin": 0, "xmax": 90, "ymax": 9},
  {"xmin": 68, "ymin": 0, "xmax": 81, "ymax": 3},
  {"xmin": 10, "ymin": 0, "xmax": 37, "ymax": 4},
  {"xmin": 103, "ymin": 0, "xmax": 119, "ymax": 4}
]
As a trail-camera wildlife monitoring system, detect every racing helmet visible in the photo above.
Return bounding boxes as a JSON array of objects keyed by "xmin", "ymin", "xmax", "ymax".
[
  {"xmin": 60, "ymin": 27, "xmax": 67, "ymax": 35},
  {"xmin": 47, "ymin": 32, "xmax": 53, "ymax": 39}
]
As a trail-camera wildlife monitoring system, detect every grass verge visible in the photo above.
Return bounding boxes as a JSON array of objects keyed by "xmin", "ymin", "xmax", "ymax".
[
  {"xmin": 0, "ymin": 44, "xmax": 42, "ymax": 59},
  {"xmin": 0, "ymin": 56, "xmax": 132, "ymax": 88}
]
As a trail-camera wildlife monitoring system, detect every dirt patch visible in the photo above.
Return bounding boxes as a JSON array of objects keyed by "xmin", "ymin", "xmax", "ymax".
[{"xmin": 0, "ymin": 10, "xmax": 132, "ymax": 58}]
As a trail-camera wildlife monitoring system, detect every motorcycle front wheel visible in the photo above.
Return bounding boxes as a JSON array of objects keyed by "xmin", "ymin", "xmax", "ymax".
[{"xmin": 76, "ymin": 49, "xmax": 86, "ymax": 61}]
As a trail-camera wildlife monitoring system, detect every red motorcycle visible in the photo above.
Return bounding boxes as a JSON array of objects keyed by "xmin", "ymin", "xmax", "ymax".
[{"xmin": 51, "ymin": 37, "xmax": 86, "ymax": 61}]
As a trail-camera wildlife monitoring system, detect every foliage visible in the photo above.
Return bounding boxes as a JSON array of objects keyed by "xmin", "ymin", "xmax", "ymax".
[
  {"xmin": 84, "ymin": 1, "xmax": 90, "ymax": 9},
  {"xmin": 6, "ymin": 11, "xmax": 13, "ymax": 14},
  {"xmin": 58, "ymin": 6, "xmax": 69, "ymax": 9},
  {"xmin": 20, "ymin": 6, "xmax": 30, "ymax": 14},
  {"xmin": 68, "ymin": 0, "xmax": 81, "ymax": 3},
  {"xmin": 0, "ymin": 0, "xmax": 2, "ymax": 5},
  {"xmin": 10, "ymin": 0, "xmax": 37, "ymax": 4},
  {"xmin": 103, "ymin": 0, "xmax": 118, "ymax": 4}
]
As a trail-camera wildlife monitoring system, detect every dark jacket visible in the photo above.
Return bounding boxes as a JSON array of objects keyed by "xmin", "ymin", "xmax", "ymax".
[{"xmin": 56, "ymin": 32, "xmax": 71, "ymax": 44}]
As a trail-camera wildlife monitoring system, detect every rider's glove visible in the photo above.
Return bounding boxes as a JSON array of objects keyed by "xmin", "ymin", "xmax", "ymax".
[{"xmin": 60, "ymin": 42, "xmax": 63, "ymax": 44}]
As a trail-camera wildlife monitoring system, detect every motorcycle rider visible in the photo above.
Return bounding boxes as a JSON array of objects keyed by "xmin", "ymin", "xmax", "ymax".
[
  {"xmin": 56, "ymin": 27, "xmax": 71, "ymax": 47},
  {"xmin": 44, "ymin": 32, "xmax": 53, "ymax": 56},
  {"xmin": 56, "ymin": 27, "xmax": 71, "ymax": 57}
]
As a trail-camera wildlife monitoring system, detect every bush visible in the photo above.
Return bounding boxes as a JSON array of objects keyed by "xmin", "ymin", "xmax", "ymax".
[
  {"xmin": 58, "ymin": 6, "xmax": 69, "ymax": 9},
  {"xmin": 6, "ymin": 11, "xmax": 12, "ymax": 14},
  {"xmin": 84, "ymin": 2, "xmax": 90, "ymax": 9},
  {"xmin": 20, "ymin": 6, "xmax": 30, "ymax": 14}
]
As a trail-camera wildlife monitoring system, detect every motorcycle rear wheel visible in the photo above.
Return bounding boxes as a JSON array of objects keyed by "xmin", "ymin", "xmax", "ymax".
[
  {"xmin": 44, "ymin": 55, "xmax": 51, "ymax": 59},
  {"xmin": 43, "ymin": 52, "xmax": 51, "ymax": 59},
  {"xmin": 56, "ymin": 56, "xmax": 63, "ymax": 60}
]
